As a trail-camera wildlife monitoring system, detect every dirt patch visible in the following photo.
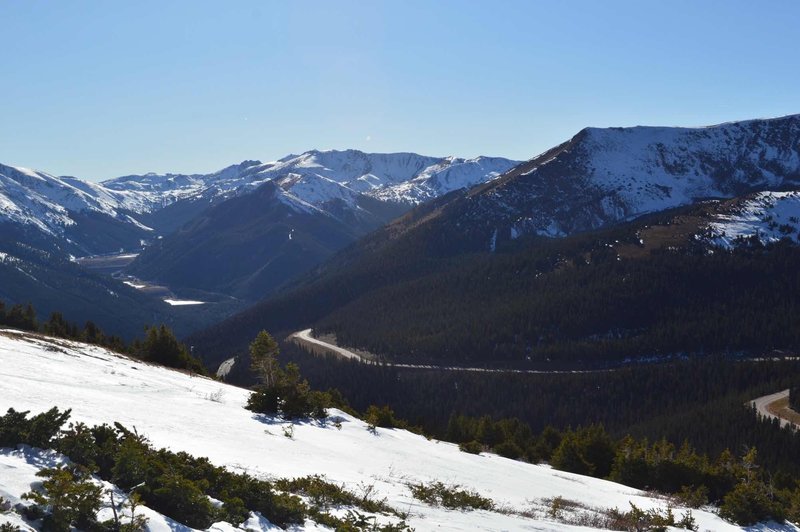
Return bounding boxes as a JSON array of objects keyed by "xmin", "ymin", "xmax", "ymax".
[
  {"xmin": 766, "ymin": 396, "xmax": 800, "ymax": 427},
  {"xmin": 615, "ymin": 215, "xmax": 706, "ymax": 259}
]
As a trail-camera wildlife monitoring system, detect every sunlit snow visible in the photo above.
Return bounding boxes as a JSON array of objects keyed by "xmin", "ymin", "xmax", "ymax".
[{"xmin": 0, "ymin": 329, "xmax": 768, "ymax": 531}]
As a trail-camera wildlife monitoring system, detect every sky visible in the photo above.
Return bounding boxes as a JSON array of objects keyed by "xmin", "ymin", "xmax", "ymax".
[{"xmin": 1, "ymin": 1, "xmax": 798, "ymax": 181}]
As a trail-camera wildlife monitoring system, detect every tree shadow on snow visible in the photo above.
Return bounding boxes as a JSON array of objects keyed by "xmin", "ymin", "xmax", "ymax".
[{"xmin": 250, "ymin": 413, "xmax": 350, "ymax": 430}]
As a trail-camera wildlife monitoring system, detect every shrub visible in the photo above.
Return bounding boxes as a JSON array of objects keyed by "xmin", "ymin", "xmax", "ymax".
[
  {"xmin": 494, "ymin": 440, "xmax": 523, "ymax": 460},
  {"xmin": 275, "ymin": 475, "xmax": 393, "ymax": 515},
  {"xmin": 246, "ymin": 386, "xmax": 279, "ymax": 415},
  {"xmin": 676, "ymin": 484, "xmax": 709, "ymax": 509},
  {"xmin": 365, "ymin": 405, "xmax": 401, "ymax": 429},
  {"xmin": 458, "ymin": 440, "xmax": 483, "ymax": 454},
  {"xmin": 719, "ymin": 481, "xmax": 784, "ymax": 526},
  {"xmin": 607, "ymin": 502, "xmax": 697, "ymax": 531},
  {"xmin": 111, "ymin": 436, "xmax": 150, "ymax": 490},
  {"xmin": 551, "ymin": 426, "xmax": 615, "ymax": 477},
  {"xmin": 0, "ymin": 407, "xmax": 71, "ymax": 448},
  {"xmin": 409, "ymin": 481, "xmax": 493, "ymax": 511},
  {"xmin": 54, "ymin": 422, "xmax": 100, "ymax": 473},
  {"xmin": 149, "ymin": 472, "xmax": 215, "ymax": 529}
]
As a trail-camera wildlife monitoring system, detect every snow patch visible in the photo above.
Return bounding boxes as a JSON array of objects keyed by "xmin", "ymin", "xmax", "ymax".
[
  {"xmin": 163, "ymin": 298, "xmax": 206, "ymax": 306},
  {"xmin": 706, "ymin": 191, "xmax": 800, "ymax": 248}
]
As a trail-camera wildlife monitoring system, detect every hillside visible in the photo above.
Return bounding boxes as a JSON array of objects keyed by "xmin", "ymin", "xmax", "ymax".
[
  {"xmin": 127, "ymin": 182, "xmax": 367, "ymax": 301},
  {"xmin": 124, "ymin": 152, "xmax": 518, "ymax": 300},
  {"xmin": 188, "ymin": 186, "xmax": 800, "ymax": 371},
  {"xmin": 188, "ymin": 115, "xmax": 800, "ymax": 367},
  {"xmin": 0, "ymin": 164, "xmax": 151, "ymax": 256},
  {"xmin": 0, "ymin": 150, "xmax": 514, "ymax": 337},
  {"xmin": 0, "ymin": 329, "xmax": 748, "ymax": 531},
  {"xmin": 376, "ymin": 114, "xmax": 800, "ymax": 255}
]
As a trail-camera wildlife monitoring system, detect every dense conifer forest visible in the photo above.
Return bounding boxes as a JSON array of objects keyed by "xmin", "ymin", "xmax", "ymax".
[
  {"xmin": 191, "ymin": 204, "xmax": 800, "ymax": 369},
  {"xmin": 275, "ymin": 342, "xmax": 800, "ymax": 473}
]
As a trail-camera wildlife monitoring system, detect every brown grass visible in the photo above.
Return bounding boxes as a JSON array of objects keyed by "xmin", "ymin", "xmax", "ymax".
[
  {"xmin": 615, "ymin": 215, "xmax": 705, "ymax": 259},
  {"xmin": 766, "ymin": 397, "xmax": 800, "ymax": 427}
]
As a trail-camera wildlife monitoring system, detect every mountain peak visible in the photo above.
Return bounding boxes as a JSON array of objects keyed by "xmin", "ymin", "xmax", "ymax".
[{"xmin": 434, "ymin": 115, "xmax": 800, "ymax": 251}]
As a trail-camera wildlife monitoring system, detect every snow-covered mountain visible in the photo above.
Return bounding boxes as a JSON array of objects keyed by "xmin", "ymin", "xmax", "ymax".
[
  {"xmin": 0, "ymin": 163, "xmax": 151, "ymax": 238},
  {"xmin": 0, "ymin": 151, "xmax": 517, "ymax": 255},
  {"xmin": 440, "ymin": 114, "xmax": 800, "ymax": 249},
  {"xmin": 0, "ymin": 329, "xmax": 745, "ymax": 531},
  {"xmin": 104, "ymin": 150, "xmax": 519, "ymax": 215},
  {"xmin": 257, "ymin": 150, "xmax": 519, "ymax": 209}
]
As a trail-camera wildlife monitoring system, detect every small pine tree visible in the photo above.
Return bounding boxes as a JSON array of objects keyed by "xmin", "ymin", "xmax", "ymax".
[
  {"xmin": 150, "ymin": 472, "xmax": 215, "ymax": 529},
  {"xmin": 4, "ymin": 303, "xmax": 38, "ymax": 331},
  {"xmin": 82, "ymin": 321, "xmax": 105, "ymax": 345},
  {"xmin": 137, "ymin": 325, "xmax": 203, "ymax": 372},
  {"xmin": 44, "ymin": 312, "xmax": 70, "ymax": 338},
  {"xmin": 23, "ymin": 466, "xmax": 103, "ymax": 531},
  {"xmin": 249, "ymin": 330, "xmax": 280, "ymax": 386}
]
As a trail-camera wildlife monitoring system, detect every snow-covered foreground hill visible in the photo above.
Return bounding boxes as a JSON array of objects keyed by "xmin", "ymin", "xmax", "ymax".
[{"xmin": 0, "ymin": 330, "xmax": 786, "ymax": 531}]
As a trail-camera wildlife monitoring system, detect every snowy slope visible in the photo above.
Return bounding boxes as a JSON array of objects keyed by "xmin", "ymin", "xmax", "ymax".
[
  {"xmin": 0, "ymin": 329, "xmax": 764, "ymax": 531},
  {"xmin": 103, "ymin": 151, "xmax": 519, "ymax": 212},
  {"xmin": 446, "ymin": 114, "xmax": 800, "ymax": 248},
  {"xmin": 102, "ymin": 160, "xmax": 265, "ymax": 213},
  {"xmin": 0, "ymin": 163, "xmax": 151, "ymax": 237},
  {"xmin": 254, "ymin": 151, "xmax": 519, "ymax": 210},
  {"xmin": 704, "ymin": 190, "xmax": 800, "ymax": 248},
  {"xmin": 0, "ymin": 150, "xmax": 514, "ymax": 258}
]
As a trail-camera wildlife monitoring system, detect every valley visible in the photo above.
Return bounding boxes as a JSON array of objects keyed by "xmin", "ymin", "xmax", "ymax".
[
  {"xmin": 77, "ymin": 250, "xmax": 214, "ymax": 307},
  {"xmin": 5, "ymin": 5, "xmax": 800, "ymax": 530},
  {"xmin": 3, "ymin": 115, "xmax": 800, "ymax": 531}
]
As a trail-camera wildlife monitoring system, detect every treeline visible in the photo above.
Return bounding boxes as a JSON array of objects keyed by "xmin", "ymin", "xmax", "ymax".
[
  {"xmin": 1, "ymin": 300, "xmax": 128, "ymax": 352},
  {"xmin": 0, "ymin": 299, "xmax": 204, "ymax": 374}
]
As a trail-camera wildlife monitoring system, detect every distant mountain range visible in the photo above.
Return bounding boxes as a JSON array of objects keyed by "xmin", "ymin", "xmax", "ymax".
[
  {"xmin": 0, "ymin": 151, "xmax": 518, "ymax": 254},
  {"xmin": 0, "ymin": 150, "xmax": 518, "ymax": 334}
]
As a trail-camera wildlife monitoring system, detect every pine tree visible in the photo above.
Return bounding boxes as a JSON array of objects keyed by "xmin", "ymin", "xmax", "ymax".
[
  {"xmin": 23, "ymin": 466, "xmax": 103, "ymax": 531},
  {"xmin": 250, "ymin": 330, "xmax": 280, "ymax": 387},
  {"xmin": 138, "ymin": 325, "xmax": 199, "ymax": 371},
  {"xmin": 44, "ymin": 312, "xmax": 70, "ymax": 338}
]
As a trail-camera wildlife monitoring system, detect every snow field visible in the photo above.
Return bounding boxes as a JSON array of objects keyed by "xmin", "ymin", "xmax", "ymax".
[{"xmin": 0, "ymin": 330, "xmax": 777, "ymax": 531}]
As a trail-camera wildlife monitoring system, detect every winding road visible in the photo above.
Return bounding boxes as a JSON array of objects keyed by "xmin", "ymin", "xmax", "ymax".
[
  {"xmin": 289, "ymin": 328, "xmax": 613, "ymax": 375},
  {"xmin": 750, "ymin": 389, "xmax": 798, "ymax": 430}
]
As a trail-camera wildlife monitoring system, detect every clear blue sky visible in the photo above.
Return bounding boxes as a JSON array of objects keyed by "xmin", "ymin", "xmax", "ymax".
[{"xmin": 1, "ymin": 1, "xmax": 798, "ymax": 181}]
